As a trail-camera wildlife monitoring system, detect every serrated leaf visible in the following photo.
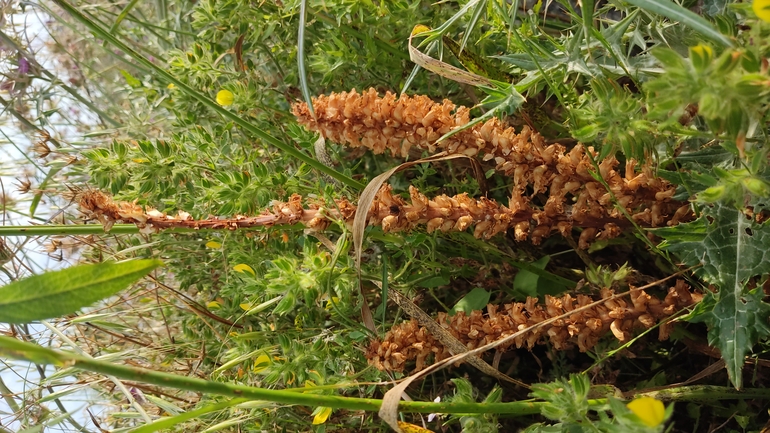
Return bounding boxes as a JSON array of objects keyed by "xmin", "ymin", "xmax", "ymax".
[
  {"xmin": 0, "ymin": 259, "xmax": 162, "ymax": 323},
  {"xmin": 654, "ymin": 201, "xmax": 770, "ymax": 388}
]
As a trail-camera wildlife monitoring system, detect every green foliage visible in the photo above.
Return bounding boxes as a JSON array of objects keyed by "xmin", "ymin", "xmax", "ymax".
[
  {"xmin": 0, "ymin": 259, "xmax": 161, "ymax": 323},
  {"xmin": 525, "ymin": 374, "xmax": 671, "ymax": 432},
  {"xmin": 5, "ymin": 0, "xmax": 770, "ymax": 431}
]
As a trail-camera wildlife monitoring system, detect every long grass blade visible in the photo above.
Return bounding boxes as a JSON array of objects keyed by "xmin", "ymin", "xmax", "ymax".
[{"xmin": 297, "ymin": 0, "xmax": 314, "ymax": 118}]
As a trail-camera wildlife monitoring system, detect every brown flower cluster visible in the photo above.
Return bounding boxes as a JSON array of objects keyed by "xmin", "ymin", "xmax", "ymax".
[
  {"xmin": 293, "ymin": 88, "xmax": 692, "ymax": 246},
  {"xmin": 366, "ymin": 280, "xmax": 702, "ymax": 372}
]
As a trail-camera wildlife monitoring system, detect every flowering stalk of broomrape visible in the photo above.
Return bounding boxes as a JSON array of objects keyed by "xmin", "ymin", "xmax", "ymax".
[
  {"xmin": 79, "ymin": 174, "xmax": 689, "ymax": 248},
  {"xmin": 293, "ymin": 88, "xmax": 692, "ymax": 247},
  {"xmin": 366, "ymin": 280, "xmax": 702, "ymax": 373}
]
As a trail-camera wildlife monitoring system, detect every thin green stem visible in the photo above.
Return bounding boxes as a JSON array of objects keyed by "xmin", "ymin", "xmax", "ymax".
[{"xmin": 0, "ymin": 225, "xmax": 140, "ymax": 237}]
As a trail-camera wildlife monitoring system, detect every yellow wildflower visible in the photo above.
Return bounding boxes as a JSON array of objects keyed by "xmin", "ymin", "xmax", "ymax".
[
  {"xmin": 754, "ymin": 0, "xmax": 770, "ymax": 22},
  {"xmin": 627, "ymin": 396, "xmax": 665, "ymax": 427},
  {"xmin": 311, "ymin": 406, "xmax": 332, "ymax": 425},
  {"xmin": 216, "ymin": 89, "xmax": 235, "ymax": 106},
  {"xmin": 233, "ymin": 263, "xmax": 255, "ymax": 276}
]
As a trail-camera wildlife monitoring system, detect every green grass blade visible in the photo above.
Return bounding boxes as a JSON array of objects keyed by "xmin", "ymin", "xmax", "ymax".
[
  {"xmin": 109, "ymin": 0, "xmax": 141, "ymax": 35},
  {"xmin": 297, "ymin": 0, "xmax": 314, "ymax": 118},
  {"xmin": 29, "ymin": 166, "xmax": 62, "ymax": 218},
  {"xmin": 624, "ymin": 0, "xmax": 733, "ymax": 47},
  {"xmin": 51, "ymin": 0, "xmax": 364, "ymax": 191},
  {"xmin": 0, "ymin": 336, "xmax": 554, "ymax": 415},
  {"xmin": 427, "ymin": 0, "xmax": 483, "ymax": 44},
  {"xmin": 0, "ymin": 259, "xmax": 162, "ymax": 323}
]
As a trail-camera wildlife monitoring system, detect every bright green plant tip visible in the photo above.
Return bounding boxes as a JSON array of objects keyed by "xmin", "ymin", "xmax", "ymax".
[
  {"xmin": 627, "ymin": 396, "xmax": 665, "ymax": 427},
  {"xmin": 0, "ymin": 259, "xmax": 162, "ymax": 323}
]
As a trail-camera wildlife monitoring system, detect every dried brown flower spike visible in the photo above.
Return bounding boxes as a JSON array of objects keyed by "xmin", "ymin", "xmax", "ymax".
[
  {"xmin": 366, "ymin": 280, "xmax": 702, "ymax": 372},
  {"xmin": 293, "ymin": 88, "xmax": 693, "ymax": 247}
]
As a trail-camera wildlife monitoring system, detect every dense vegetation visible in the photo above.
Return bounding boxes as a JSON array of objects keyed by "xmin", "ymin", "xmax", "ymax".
[{"xmin": 1, "ymin": 0, "xmax": 770, "ymax": 431}]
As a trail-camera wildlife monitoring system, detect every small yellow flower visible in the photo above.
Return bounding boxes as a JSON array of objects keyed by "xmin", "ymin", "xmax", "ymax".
[
  {"xmin": 755, "ymin": 0, "xmax": 770, "ymax": 22},
  {"xmin": 398, "ymin": 421, "xmax": 436, "ymax": 433},
  {"xmin": 252, "ymin": 354, "xmax": 271, "ymax": 373},
  {"xmin": 216, "ymin": 89, "xmax": 235, "ymax": 106},
  {"xmin": 205, "ymin": 241, "xmax": 222, "ymax": 249},
  {"xmin": 627, "ymin": 396, "xmax": 665, "ymax": 427},
  {"xmin": 167, "ymin": 83, "xmax": 175, "ymax": 89},
  {"xmin": 233, "ymin": 263, "xmax": 255, "ymax": 276},
  {"xmin": 325, "ymin": 297, "xmax": 340, "ymax": 311},
  {"xmin": 311, "ymin": 406, "xmax": 332, "ymax": 425}
]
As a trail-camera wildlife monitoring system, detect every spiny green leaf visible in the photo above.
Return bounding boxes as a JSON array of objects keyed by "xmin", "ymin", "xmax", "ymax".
[
  {"xmin": 624, "ymin": 0, "xmax": 733, "ymax": 47},
  {"xmin": 0, "ymin": 259, "xmax": 162, "ymax": 323},
  {"xmin": 654, "ymin": 201, "xmax": 770, "ymax": 388}
]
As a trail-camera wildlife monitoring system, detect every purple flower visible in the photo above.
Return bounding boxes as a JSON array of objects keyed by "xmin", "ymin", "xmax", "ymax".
[
  {"xmin": 129, "ymin": 387, "xmax": 146, "ymax": 404},
  {"xmin": 18, "ymin": 57, "xmax": 29, "ymax": 74}
]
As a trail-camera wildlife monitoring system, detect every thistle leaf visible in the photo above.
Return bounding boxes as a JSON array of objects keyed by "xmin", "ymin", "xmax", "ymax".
[{"xmin": 655, "ymin": 201, "xmax": 770, "ymax": 388}]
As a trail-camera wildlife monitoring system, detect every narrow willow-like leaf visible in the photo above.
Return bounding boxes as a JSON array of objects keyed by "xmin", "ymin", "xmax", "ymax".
[
  {"xmin": 109, "ymin": 0, "xmax": 141, "ymax": 35},
  {"xmin": 655, "ymin": 201, "xmax": 770, "ymax": 388},
  {"xmin": 624, "ymin": 0, "xmax": 733, "ymax": 47},
  {"xmin": 0, "ymin": 259, "xmax": 162, "ymax": 323}
]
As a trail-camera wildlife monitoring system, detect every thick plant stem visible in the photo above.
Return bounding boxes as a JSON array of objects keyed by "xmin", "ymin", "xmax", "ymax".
[
  {"xmin": 0, "ymin": 335, "xmax": 553, "ymax": 416},
  {"xmin": 1, "ymin": 336, "xmax": 768, "ymax": 417}
]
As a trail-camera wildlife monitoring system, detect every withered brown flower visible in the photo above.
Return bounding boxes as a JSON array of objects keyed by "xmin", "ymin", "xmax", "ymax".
[{"xmin": 366, "ymin": 280, "xmax": 702, "ymax": 373}]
